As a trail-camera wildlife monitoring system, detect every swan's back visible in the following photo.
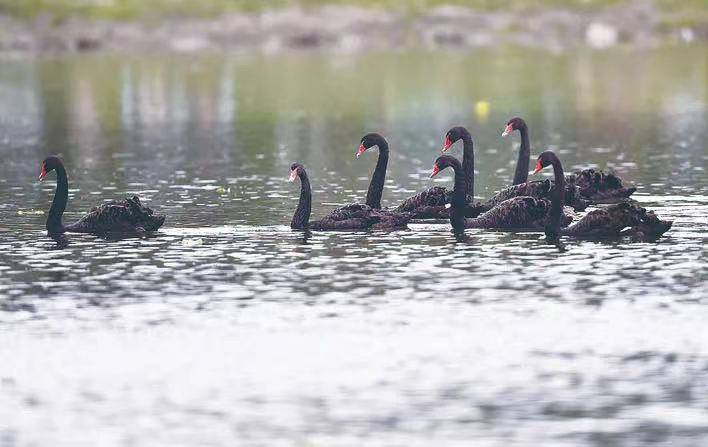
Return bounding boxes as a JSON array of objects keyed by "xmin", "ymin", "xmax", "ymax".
[
  {"xmin": 465, "ymin": 196, "xmax": 572, "ymax": 230},
  {"xmin": 572, "ymin": 168, "xmax": 637, "ymax": 202},
  {"xmin": 67, "ymin": 196, "xmax": 165, "ymax": 234},
  {"xmin": 482, "ymin": 179, "xmax": 588, "ymax": 212},
  {"xmin": 394, "ymin": 186, "xmax": 448, "ymax": 215},
  {"xmin": 312, "ymin": 203, "xmax": 409, "ymax": 230},
  {"xmin": 395, "ymin": 186, "xmax": 450, "ymax": 213},
  {"xmin": 562, "ymin": 201, "xmax": 671, "ymax": 240}
]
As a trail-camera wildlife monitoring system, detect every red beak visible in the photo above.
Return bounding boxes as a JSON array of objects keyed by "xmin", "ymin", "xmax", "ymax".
[
  {"xmin": 532, "ymin": 160, "xmax": 543, "ymax": 175},
  {"xmin": 288, "ymin": 170, "xmax": 298, "ymax": 182},
  {"xmin": 356, "ymin": 144, "xmax": 366, "ymax": 159},
  {"xmin": 430, "ymin": 164, "xmax": 441, "ymax": 178},
  {"xmin": 501, "ymin": 123, "xmax": 514, "ymax": 137},
  {"xmin": 442, "ymin": 136, "xmax": 452, "ymax": 152},
  {"xmin": 38, "ymin": 166, "xmax": 47, "ymax": 181}
]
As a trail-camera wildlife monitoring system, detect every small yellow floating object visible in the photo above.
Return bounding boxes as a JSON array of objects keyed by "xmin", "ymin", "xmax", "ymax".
[
  {"xmin": 474, "ymin": 100, "xmax": 490, "ymax": 121},
  {"xmin": 17, "ymin": 209, "xmax": 45, "ymax": 215},
  {"xmin": 216, "ymin": 186, "xmax": 230, "ymax": 195}
]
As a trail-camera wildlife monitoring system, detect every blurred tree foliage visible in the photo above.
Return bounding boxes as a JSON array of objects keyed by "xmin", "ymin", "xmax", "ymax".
[{"xmin": 1, "ymin": 0, "xmax": 703, "ymax": 20}]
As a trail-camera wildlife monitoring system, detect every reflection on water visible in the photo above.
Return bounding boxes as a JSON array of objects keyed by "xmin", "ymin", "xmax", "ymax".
[{"xmin": 0, "ymin": 47, "xmax": 707, "ymax": 446}]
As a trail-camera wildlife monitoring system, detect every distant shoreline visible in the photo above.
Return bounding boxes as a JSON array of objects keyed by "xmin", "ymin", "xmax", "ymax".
[{"xmin": 0, "ymin": 3, "xmax": 705, "ymax": 54}]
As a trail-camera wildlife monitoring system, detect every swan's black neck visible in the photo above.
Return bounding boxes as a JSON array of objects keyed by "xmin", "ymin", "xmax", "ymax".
[
  {"xmin": 365, "ymin": 141, "xmax": 389, "ymax": 209},
  {"xmin": 291, "ymin": 170, "xmax": 312, "ymax": 230},
  {"xmin": 448, "ymin": 158, "xmax": 468, "ymax": 232},
  {"xmin": 546, "ymin": 156, "xmax": 565, "ymax": 238},
  {"xmin": 512, "ymin": 123, "xmax": 530, "ymax": 185},
  {"xmin": 460, "ymin": 132, "xmax": 474, "ymax": 200},
  {"xmin": 47, "ymin": 163, "xmax": 68, "ymax": 234}
]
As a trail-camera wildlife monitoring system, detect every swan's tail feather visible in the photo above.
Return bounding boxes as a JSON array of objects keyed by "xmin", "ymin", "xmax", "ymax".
[
  {"xmin": 126, "ymin": 195, "xmax": 165, "ymax": 232},
  {"xmin": 573, "ymin": 169, "xmax": 636, "ymax": 202},
  {"xmin": 562, "ymin": 201, "xmax": 671, "ymax": 241}
]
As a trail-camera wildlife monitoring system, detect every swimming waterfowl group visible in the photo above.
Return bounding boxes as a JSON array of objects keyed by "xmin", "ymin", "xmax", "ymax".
[
  {"xmin": 38, "ymin": 116, "xmax": 672, "ymax": 243},
  {"xmin": 288, "ymin": 117, "xmax": 672, "ymax": 242}
]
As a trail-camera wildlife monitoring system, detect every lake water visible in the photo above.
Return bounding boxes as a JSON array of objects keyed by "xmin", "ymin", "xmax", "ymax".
[{"xmin": 0, "ymin": 46, "xmax": 706, "ymax": 446}]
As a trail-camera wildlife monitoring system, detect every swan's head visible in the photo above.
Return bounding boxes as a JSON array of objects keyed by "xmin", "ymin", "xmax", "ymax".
[
  {"xmin": 430, "ymin": 155, "xmax": 459, "ymax": 178},
  {"xmin": 39, "ymin": 156, "xmax": 62, "ymax": 181},
  {"xmin": 502, "ymin": 117, "xmax": 526, "ymax": 137},
  {"xmin": 357, "ymin": 133, "xmax": 387, "ymax": 159},
  {"xmin": 289, "ymin": 163, "xmax": 306, "ymax": 182},
  {"xmin": 442, "ymin": 126, "xmax": 470, "ymax": 152},
  {"xmin": 533, "ymin": 151, "xmax": 558, "ymax": 175}
]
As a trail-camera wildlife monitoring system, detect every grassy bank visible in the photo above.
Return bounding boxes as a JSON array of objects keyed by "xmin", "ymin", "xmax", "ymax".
[{"xmin": 2, "ymin": 0, "xmax": 703, "ymax": 21}]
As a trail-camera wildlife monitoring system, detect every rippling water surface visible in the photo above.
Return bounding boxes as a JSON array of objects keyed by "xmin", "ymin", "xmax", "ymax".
[{"xmin": 0, "ymin": 47, "xmax": 707, "ymax": 446}]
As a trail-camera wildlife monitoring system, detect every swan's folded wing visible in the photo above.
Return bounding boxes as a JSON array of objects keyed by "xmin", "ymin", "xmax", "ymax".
[
  {"xmin": 322, "ymin": 203, "xmax": 374, "ymax": 221},
  {"xmin": 619, "ymin": 209, "xmax": 672, "ymax": 242},
  {"xmin": 464, "ymin": 196, "xmax": 569, "ymax": 230},
  {"xmin": 66, "ymin": 196, "xmax": 165, "ymax": 234},
  {"xmin": 482, "ymin": 181, "xmax": 552, "ymax": 209},
  {"xmin": 463, "ymin": 201, "xmax": 488, "ymax": 218},
  {"xmin": 370, "ymin": 209, "xmax": 410, "ymax": 230},
  {"xmin": 66, "ymin": 201, "xmax": 136, "ymax": 233},
  {"xmin": 563, "ymin": 201, "xmax": 672, "ymax": 240},
  {"xmin": 310, "ymin": 217, "xmax": 375, "ymax": 231},
  {"xmin": 572, "ymin": 168, "xmax": 636, "ymax": 202},
  {"xmin": 484, "ymin": 179, "xmax": 588, "ymax": 212},
  {"xmin": 394, "ymin": 186, "xmax": 449, "ymax": 218}
]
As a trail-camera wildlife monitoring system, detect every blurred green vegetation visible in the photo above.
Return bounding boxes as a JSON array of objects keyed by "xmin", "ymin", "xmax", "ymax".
[{"xmin": 1, "ymin": 0, "xmax": 703, "ymax": 20}]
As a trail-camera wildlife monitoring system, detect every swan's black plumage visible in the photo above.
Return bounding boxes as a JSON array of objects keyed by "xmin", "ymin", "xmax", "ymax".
[
  {"xmin": 396, "ymin": 123, "xmax": 587, "ymax": 220},
  {"xmin": 570, "ymin": 168, "xmax": 637, "ymax": 202},
  {"xmin": 394, "ymin": 185, "xmax": 450, "ymax": 219},
  {"xmin": 560, "ymin": 201, "xmax": 672, "ymax": 241},
  {"xmin": 476, "ymin": 178, "xmax": 589, "ymax": 213},
  {"xmin": 503, "ymin": 117, "xmax": 636, "ymax": 202},
  {"xmin": 289, "ymin": 162, "xmax": 313, "ymax": 230},
  {"xmin": 395, "ymin": 126, "xmax": 475, "ymax": 219},
  {"xmin": 360, "ymin": 133, "xmax": 388, "ymax": 210},
  {"xmin": 288, "ymin": 162, "xmax": 407, "ymax": 231},
  {"xmin": 502, "ymin": 117, "xmax": 531, "ymax": 186},
  {"xmin": 356, "ymin": 133, "xmax": 409, "ymax": 229},
  {"xmin": 533, "ymin": 151, "xmax": 671, "ymax": 241},
  {"xmin": 430, "ymin": 155, "xmax": 572, "ymax": 232},
  {"xmin": 40, "ymin": 156, "xmax": 165, "ymax": 235}
]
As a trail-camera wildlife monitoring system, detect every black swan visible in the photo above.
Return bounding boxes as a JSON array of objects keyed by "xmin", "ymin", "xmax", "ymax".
[
  {"xmin": 39, "ymin": 156, "xmax": 165, "ymax": 235},
  {"xmin": 503, "ymin": 117, "xmax": 636, "ymax": 202},
  {"xmin": 395, "ymin": 126, "xmax": 474, "ymax": 219},
  {"xmin": 485, "ymin": 117, "xmax": 589, "ymax": 211},
  {"xmin": 533, "ymin": 151, "xmax": 672, "ymax": 241},
  {"xmin": 397, "ymin": 125, "xmax": 582, "ymax": 220},
  {"xmin": 502, "ymin": 117, "xmax": 531, "ymax": 186},
  {"xmin": 353, "ymin": 133, "xmax": 409, "ymax": 229},
  {"xmin": 430, "ymin": 154, "xmax": 573, "ymax": 232},
  {"xmin": 288, "ymin": 163, "xmax": 405, "ymax": 231}
]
